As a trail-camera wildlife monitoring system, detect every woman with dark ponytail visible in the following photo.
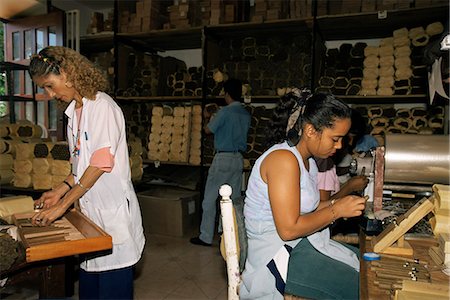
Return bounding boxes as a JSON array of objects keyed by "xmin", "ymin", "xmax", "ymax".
[{"xmin": 240, "ymin": 90, "xmax": 366, "ymax": 299}]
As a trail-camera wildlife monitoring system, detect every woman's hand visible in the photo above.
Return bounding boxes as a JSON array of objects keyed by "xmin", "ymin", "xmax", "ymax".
[
  {"xmin": 333, "ymin": 195, "xmax": 367, "ymax": 219},
  {"xmin": 347, "ymin": 175, "xmax": 369, "ymax": 192},
  {"xmin": 34, "ymin": 190, "xmax": 62, "ymax": 209},
  {"xmin": 32, "ymin": 202, "xmax": 67, "ymax": 226}
]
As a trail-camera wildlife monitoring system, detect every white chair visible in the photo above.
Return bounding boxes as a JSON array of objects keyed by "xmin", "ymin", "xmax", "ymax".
[{"xmin": 219, "ymin": 184, "xmax": 240, "ymax": 300}]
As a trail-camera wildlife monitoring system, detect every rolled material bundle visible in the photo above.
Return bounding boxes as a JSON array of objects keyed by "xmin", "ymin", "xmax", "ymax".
[
  {"xmin": 334, "ymin": 77, "xmax": 349, "ymax": 89},
  {"xmin": 0, "ymin": 139, "xmax": 16, "ymax": 155},
  {"xmin": 13, "ymin": 172, "xmax": 32, "ymax": 188},
  {"xmin": 377, "ymin": 87, "xmax": 393, "ymax": 96},
  {"xmin": 151, "ymin": 115, "xmax": 162, "ymax": 126},
  {"xmin": 425, "ymin": 22, "xmax": 444, "ymax": 37},
  {"xmin": 394, "ymin": 45, "xmax": 411, "ymax": 58},
  {"xmin": 394, "ymin": 86, "xmax": 411, "ymax": 95},
  {"xmin": 52, "ymin": 175, "xmax": 67, "ymax": 188},
  {"xmin": 348, "ymin": 67, "xmax": 363, "ymax": 78},
  {"xmin": 364, "ymin": 46, "xmax": 379, "ymax": 57},
  {"xmin": 378, "ymin": 76, "xmax": 394, "ymax": 88},
  {"xmin": 396, "ymin": 108, "xmax": 411, "ymax": 118},
  {"xmin": 411, "ymin": 107, "xmax": 427, "ymax": 117},
  {"xmin": 393, "ymin": 36, "xmax": 410, "ymax": 48},
  {"xmin": 395, "ymin": 67, "xmax": 412, "ymax": 80},
  {"xmin": 355, "ymin": 87, "xmax": 369, "ymax": 97},
  {"xmin": 34, "ymin": 142, "xmax": 54, "ymax": 158},
  {"xmin": 418, "ymin": 127, "xmax": 433, "ymax": 135},
  {"xmin": 430, "ymin": 106, "xmax": 445, "ymax": 117},
  {"xmin": 318, "ymin": 76, "xmax": 335, "ymax": 88},
  {"xmin": 349, "ymin": 77, "xmax": 362, "ymax": 86},
  {"xmin": 350, "ymin": 42, "xmax": 367, "ymax": 57},
  {"xmin": 32, "ymin": 158, "xmax": 51, "ymax": 174},
  {"xmin": 394, "ymin": 57, "xmax": 411, "ymax": 68},
  {"xmin": 128, "ymin": 141, "xmax": 143, "ymax": 157},
  {"xmin": 51, "ymin": 160, "xmax": 71, "ymax": 176},
  {"xmin": 394, "ymin": 79, "xmax": 411, "ymax": 88},
  {"xmin": 0, "ymin": 169, "xmax": 14, "ymax": 184},
  {"xmin": 384, "ymin": 134, "xmax": 450, "ymax": 184},
  {"xmin": 412, "ymin": 33, "xmax": 429, "ymax": 47},
  {"xmin": 362, "ymin": 78, "xmax": 378, "ymax": 89},
  {"xmin": 32, "ymin": 173, "xmax": 52, "ymax": 190},
  {"xmin": 129, "ymin": 155, "xmax": 143, "ymax": 182},
  {"xmin": 363, "ymin": 55, "xmax": 379, "ymax": 68},
  {"xmin": 9, "ymin": 121, "xmax": 43, "ymax": 138},
  {"xmin": 0, "ymin": 124, "xmax": 12, "ymax": 138},
  {"xmin": 409, "ymin": 26, "xmax": 425, "ymax": 38},
  {"xmin": 50, "ymin": 143, "xmax": 70, "ymax": 161},
  {"xmin": 13, "ymin": 159, "xmax": 32, "ymax": 174},
  {"xmin": 0, "ymin": 154, "xmax": 13, "ymax": 170},
  {"xmin": 379, "ymin": 55, "xmax": 394, "ymax": 67},
  {"xmin": 370, "ymin": 117, "xmax": 389, "ymax": 127},
  {"xmin": 152, "ymin": 105, "xmax": 173, "ymax": 117},
  {"xmin": 393, "ymin": 27, "xmax": 408, "ymax": 38},
  {"xmin": 428, "ymin": 116, "xmax": 444, "ymax": 129},
  {"xmin": 412, "ymin": 116, "xmax": 428, "ymax": 130},
  {"xmin": 379, "ymin": 37, "xmax": 394, "ymax": 46},
  {"xmin": 346, "ymin": 84, "xmax": 361, "ymax": 95},
  {"xmin": 371, "ymin": 127, "xmax": 386, "ymax": 135},
  {"xmin": 413, "ymin": 64, "xmax": 427, "ymax": 77},
  {"xmin": 173, "ymin": 106, "xmax": 185, "ymax": 117},
  {"xmin": 386, "ymin": 126, "xmax": 403, "ymax": 134},
  {"xmin": 15, "ymin": 143, "xmax": 35, "ymax": 161},
  {"xmin": 393, "ymin": 118, "xmax": 412, "ymax": 131},
  {"xmin": 363, "ymin": 68, "xmax": 379, "ymax": 80},
  {"xmin": 378, "ymin": 45, "xmax": 394, "ymax": 57},
  {"xmin": 379, "ymin": 66, "xmax": 395, "ymax": 77},
  {"xmin": 382, "ymin": 107, "xmax": 397, "ymax": 118}
]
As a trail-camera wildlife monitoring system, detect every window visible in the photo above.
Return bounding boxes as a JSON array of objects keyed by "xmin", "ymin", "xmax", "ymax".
[
  {"xmin": 24, "ymin": 30, "xmax": 33, "ymax": 58},
  {"xmin": 12, "ymin": 32, "xmax": 20, "ymax": 60}
]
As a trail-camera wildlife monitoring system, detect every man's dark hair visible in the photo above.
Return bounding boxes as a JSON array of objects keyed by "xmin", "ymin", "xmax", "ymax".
[{"xmin": 223, "ymin": 78, "xmax": 242, "ymax": 101}]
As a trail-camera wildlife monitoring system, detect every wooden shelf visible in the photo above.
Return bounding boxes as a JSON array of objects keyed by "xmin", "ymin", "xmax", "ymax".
[
  {"xmin": 316, "ymin": 6, "xmax": 449, "ymax": 40},
  {"xmin": 337, "ymin": 94, "xmax": 429, "ymax": 104},
  {"xmin": 206, "ymin": 18, "xmax": 312, "ymax": 40},
  {"xmin": 116, "ymin": 96, "xmax": 202, "ymax": 102},
  {"xmin": 0, "ymin": 95, "xmax": 35, "ymax": 102},
  {"xmin": 143, "ymin": 160, "xmax": 200, "ymax": 167},
  {"xmin": 80, "ymin": 32, "xmax": 114, "ymax": 53},
  {"xmin": 117, "ymin": 27, "xmax": 203, "ymax": 51}
]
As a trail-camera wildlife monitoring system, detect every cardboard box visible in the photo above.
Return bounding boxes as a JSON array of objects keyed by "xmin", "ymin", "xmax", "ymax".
[{"xmin": 138, "ymin": 186, "xmax": 200, "ymax": 237}]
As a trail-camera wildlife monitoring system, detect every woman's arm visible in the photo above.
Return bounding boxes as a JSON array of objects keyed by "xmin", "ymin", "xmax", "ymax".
[
  {"xmin": 32, "ymin": 166, "xmax": 104, "ymax": 226},
  {"xmin": 262, "ymin": 151, "xmax": 365, "ymax": 241}
]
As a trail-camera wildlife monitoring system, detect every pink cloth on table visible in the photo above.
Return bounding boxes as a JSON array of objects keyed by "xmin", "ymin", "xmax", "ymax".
[{"xmin": 317, "ymin": 165, "xmax": 340, "ymax": 195}]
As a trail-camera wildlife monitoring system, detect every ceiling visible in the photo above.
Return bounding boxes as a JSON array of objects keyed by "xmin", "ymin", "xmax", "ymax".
[
  {"xmin": 0, "ymin": 0, "xmax": 114, "ymax": 21},
  {"xmin": 0, "ymin": 0, "xmax": 44, "ymax": 20},
  {"xmin": 71, "ymin": 0, "xmax": 114, "ymax": 10}
]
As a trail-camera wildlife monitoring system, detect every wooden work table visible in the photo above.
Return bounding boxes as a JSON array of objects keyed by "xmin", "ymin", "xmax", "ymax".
[{"xmin": 359, "ymin": 230, "xmax": 450, "ymax": 299}]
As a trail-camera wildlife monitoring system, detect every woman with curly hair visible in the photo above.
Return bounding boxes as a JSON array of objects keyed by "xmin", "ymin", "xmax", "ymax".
[
  {"xmin": 29, "ymin": 46, "xmax": 145, "ymax": 300},
  {"xmin": 240, "ymin": 91, "xmax": 366, "ymax": 299}
]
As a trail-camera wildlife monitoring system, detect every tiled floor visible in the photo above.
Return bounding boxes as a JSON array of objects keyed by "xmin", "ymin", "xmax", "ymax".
[
  {"xmin": 1, "ymin": 232, "xmax": 228, "ymax": 300},
  {"xmin": 134, "ymin": 233, "xmax": 228, "ymax": 300}
]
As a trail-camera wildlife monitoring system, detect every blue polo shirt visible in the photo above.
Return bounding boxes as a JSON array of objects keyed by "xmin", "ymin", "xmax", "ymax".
[{"xmin": 207, "ymin": 101, "xmax": 251, "ymax": 152}]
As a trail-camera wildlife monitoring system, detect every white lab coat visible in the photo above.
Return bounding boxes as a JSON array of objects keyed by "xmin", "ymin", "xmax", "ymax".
[{"xmin": 65, "ymin": 92, "xmax": 145, "ymax": 272}]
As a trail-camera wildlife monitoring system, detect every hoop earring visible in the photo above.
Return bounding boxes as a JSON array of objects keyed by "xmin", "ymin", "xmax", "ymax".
[
  {"xmin": 65, "ymin": 82, "xmax": 73, "ymax": 88},
  {"xmin": 287, "ymin": 128, "xmax": 301, "ymax": 147}
]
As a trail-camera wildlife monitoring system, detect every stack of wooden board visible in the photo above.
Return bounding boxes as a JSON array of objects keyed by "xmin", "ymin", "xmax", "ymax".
[
  {"xmin": 429, "ymin": 184, "xmax": 450, "ymax": 267},
  {"xmin": 13, "ymin": 210, "xmax": 112, "ymax": 263}
]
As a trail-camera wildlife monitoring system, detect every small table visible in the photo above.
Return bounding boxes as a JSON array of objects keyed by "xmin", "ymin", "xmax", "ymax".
[{"xmin": 359, "ymin": 230, "xmax": 449, "ymax": 299}]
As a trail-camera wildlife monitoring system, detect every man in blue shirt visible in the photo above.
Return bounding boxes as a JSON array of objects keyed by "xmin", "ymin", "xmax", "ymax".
[{"xmin": 191, "ymin": 78, "xmax": 251, "ymax": 246}]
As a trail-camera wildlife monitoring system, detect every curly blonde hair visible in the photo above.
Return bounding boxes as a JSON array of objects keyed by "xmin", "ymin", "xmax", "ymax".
[{"xmin": 29, "ymin": 46, "xmax": 108, "ymax": 100}]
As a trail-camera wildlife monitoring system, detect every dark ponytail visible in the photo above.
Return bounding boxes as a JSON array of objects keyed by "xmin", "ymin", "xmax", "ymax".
[{"xmin": 265, "ymin": 93, "xmax": 351, "ymax": 148}]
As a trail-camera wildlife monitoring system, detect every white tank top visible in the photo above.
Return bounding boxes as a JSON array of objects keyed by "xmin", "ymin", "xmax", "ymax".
[{"xmin": 244, "ymin": 141, "xmax": 320, "ymax": 221}]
